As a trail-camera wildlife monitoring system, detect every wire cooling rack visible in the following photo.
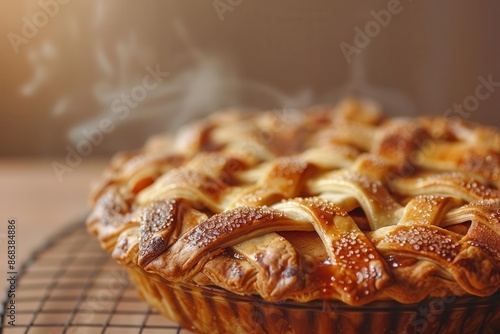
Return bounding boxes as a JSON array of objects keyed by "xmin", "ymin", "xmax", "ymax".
[{"xmin": 0, "ymin": 222, "xmax": 194, "ymax": 334}]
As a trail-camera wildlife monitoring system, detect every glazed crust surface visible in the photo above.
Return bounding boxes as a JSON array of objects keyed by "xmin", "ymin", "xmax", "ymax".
[{"xmin": 87, "ymin": 99, "xmax": 500, "ymax": 306}]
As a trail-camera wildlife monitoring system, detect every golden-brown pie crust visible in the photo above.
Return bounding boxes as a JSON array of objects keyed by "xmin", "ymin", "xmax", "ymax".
[{"xmin": 87, "ymin": 98, "xmax": 500, "ymax": 307}]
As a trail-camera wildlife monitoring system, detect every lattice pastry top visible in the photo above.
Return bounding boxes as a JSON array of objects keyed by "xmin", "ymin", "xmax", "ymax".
[{"xmin": 87, "ymin": 98, "xmax": 500, "ymax": 306}]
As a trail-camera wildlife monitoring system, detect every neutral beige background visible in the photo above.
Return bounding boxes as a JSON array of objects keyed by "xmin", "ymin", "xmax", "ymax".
[{"xmin": 1, "ymin": 0, "xmax": 499, "ymax": 156}]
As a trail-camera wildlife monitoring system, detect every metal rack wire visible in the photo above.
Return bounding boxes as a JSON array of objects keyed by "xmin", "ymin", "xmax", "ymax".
[{"xmin": 0, "ymin": 223, "xmax": 193, "ymax": 334}]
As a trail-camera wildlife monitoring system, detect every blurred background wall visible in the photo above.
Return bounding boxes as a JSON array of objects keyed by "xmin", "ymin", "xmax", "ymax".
[{"xmin": 1, "ymin": 0, "xmax": 499, "ymax": 156}]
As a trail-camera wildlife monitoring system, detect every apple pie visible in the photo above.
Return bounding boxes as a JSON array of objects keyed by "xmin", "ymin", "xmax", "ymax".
[{"xmin": 87, "ymin": 98, "xmax": 500, "ymax": 333}]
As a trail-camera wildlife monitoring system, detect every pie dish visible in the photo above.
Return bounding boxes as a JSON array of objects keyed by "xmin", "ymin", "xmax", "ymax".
[{"xmin": 87, "ymin": 98, "xmax": 500, "ymax": 333}]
